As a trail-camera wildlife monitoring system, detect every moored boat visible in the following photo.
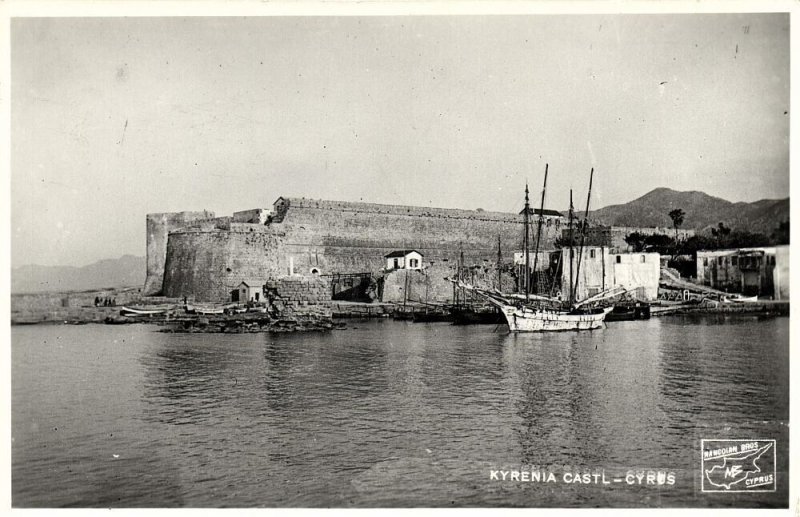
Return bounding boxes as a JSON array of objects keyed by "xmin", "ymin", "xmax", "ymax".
[
  {"xmin": 451, "ymin": 305, "xmax": 505, "ymax": 325},
  {"xmin": 458, "ymin": 165, "xmax": 622, "ymax": 333},
  {"xmin": 412, "ymin": 309, "xmax": 453, "ymax": 323},
  {"xmin": 604, "ymin": 302, "xmax": 651, "ymax": 322},
  {"xmin": 720, "ymin": 294, "xmax": 759, "ymax": 303},
  {"xmin": 195, "ymin": 307, "xmax": 225, "ymax": 315},
  {"xmin": 501, "ymin": 304, "xmax": 613, "ymax": 332},
  {"xmin": 119, "ymin": 305, "xmax": 174, "ymax": 317}
]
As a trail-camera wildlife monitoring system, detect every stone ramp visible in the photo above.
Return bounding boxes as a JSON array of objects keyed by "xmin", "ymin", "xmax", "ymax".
[{"xmin": 659, "ymin": 267, "xmax": 728, "ymax": 296}]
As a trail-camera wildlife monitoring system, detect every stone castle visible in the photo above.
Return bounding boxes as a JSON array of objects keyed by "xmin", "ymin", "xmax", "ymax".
[{"xmin": 144, "ymin": 197, "xmax": 565, "ymax": 302}]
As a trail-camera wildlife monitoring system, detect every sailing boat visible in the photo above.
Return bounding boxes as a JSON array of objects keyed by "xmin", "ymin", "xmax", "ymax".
[
  {"xmin": 451, "ymin": 236, "xmax": 505, "ymax": 325},
  {"xmin": 455, "ymin": 165, "xmax": 619, "ymax": 332}
]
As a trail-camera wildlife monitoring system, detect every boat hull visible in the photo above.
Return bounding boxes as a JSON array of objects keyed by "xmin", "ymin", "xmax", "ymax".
[
  {"xmin": 119, "ymin": 306, "xmax": 172, "ymax": 316},
  {"xmin": 412, "ymin": 311, "xmax": 453, "ymax": 323},
  {"xmin": 500, "ymin": 306, "xmax": 613, "ymax": 332},
  {"xmin": 451, "ymin": 307, "xmax": 505, "ymax": 325},
  {"xmin": 605, "ymin": 304, "xmax": 651, "ymax": 322}
]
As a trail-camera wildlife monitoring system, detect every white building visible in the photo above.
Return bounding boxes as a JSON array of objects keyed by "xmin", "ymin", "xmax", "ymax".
[
  {"xmin": 385, "ymin": 250, "xmax": 423, "ymax": 270},
  {"xmin": 696, "ymin": 246, "xmax": 789, "ymax": 299},
  {"xmin": 561, "ymin": 247, "xmax": 661, "ymax": 301},
  {"xmin": 236, "ymin": 279, "xmax": 266, "ymax": 303}
]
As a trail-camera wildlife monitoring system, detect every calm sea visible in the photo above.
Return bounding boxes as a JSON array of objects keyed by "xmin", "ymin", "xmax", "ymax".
[{"xmin": 12, "ymin": 316, "xmax": 789, "ymax": 507}]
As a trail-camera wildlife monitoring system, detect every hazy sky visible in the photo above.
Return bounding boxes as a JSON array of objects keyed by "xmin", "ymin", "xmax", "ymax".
[{"xmin": 11, "ymin": 14, "xmax": 790, "ymax": 267}]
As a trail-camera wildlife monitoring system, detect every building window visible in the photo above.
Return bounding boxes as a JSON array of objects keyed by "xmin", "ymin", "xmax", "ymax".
[
  {"xmin": 393, "ymin": 258, "xmax": 399, "ymax": 269},
  {"xmin": 409, "ymin": 258, "xmax": 418, "ymax": 268},
  {"xmin": 718, "ymin": 257, "xmax": 723, "ymax": 266},
  {"xmin": 589, "ymin": 249, "xmax": 595, "ymax": 259},
  {"xmin": 732, "ymin": 256, "xmax": 738, "ymax": 266},
  {"xmin": 703, "ymin": 258, "xmax": 708, "ymax": 266},
  {"xmin": 616, "ymin": 255, "xmax": 621, "ymax": 264},
  {"xmin": 640, "ymin": 255, "xmax": 646, "ymax": 263}
]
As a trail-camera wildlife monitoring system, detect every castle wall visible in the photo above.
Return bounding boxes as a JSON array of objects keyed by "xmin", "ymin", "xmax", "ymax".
[
  {"xmin": 264, "ymin": 277, "xmax": 332, "ymax": 320},
  {"xmin": 274, "ymin": 200, "xmax": 563, "ymax": 277},
  {"xmin": 233, "ymin": 209, "xmax": 271, "ymax": 224},
  {"xmin": 381, "ymin": 261, "xmax": 514, "ymax": 303},
  {"xmin": 143, "ymin": 211, "xmax": 215, "ymax": 296},
  {"xmin": 162, "ymin": 226, "xmax": 284, "ymax": 301},
  {"xmin": 158, "ymin": 197, "xmax": 565, "ymax": 302},
  {"xmin": 576, "ymin": 225, "xmax": 696, "ymax": 251}
]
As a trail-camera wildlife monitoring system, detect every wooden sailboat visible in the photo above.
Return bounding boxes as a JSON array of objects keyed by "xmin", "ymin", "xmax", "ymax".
[
  {"xmin": 455, "ymin": 165, "xmax": 618, "ymax": 332},
  {"xmin": 450, "ymin": 236, "xmax": 504, "ymax": 325}
]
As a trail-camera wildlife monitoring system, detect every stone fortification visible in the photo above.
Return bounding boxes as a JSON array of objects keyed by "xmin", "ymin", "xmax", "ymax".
[
  {"xmin": 155, "ymin": 196, "xmax": 565, "ymax": 302},
  {"xmin": 161, "ymin": 225, "xmax": 285, "ymax": 301},
  {"xmin": 143, "ymin": 211, "xmax": 215, "ymax": 295},
  {"xmin": 274, "ymin": 196, "xmax": 563, "ymax": 276},
  {"xmin": 381, "ymin": 262, "xmax": 517, "ymax": 303},
  {"xmin": 264, "ymin": 277, "xmax": 332, "ymax": 322}
]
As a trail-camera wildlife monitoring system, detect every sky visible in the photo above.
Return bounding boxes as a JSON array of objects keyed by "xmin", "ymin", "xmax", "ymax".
[{"xmin": 10, "ymin": 13, "xmax": 790, "ymax": 267}]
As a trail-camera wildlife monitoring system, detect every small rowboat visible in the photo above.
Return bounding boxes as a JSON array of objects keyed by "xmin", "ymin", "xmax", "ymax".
[
  {"xmin": 119, "ymin": 305, "xmax": 173, "ymax": 317},
  {"xmin": 185, "ymin": 304, "xmax": 226, "ymax": 315},
  {"xmin": 721, "ymin": 294, "xmax": 759, "ymax": 303}
]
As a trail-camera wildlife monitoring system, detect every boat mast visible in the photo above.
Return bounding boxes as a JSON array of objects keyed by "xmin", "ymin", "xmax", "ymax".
[
  {"xmin": 460, "ymin": 242, "xmax": 467, "ymax": 304},
  {"xmin": 524, "ymin": 183, "xmax": 530, "ymax": 301},
  {"xmin": 573, "ymin": 168, "xmax": 594, "ymax": 303},
  {"xmin": 456, "ymin": 242, "xmax": 463, "ymax": 307},
  {"xmin": 496, "ymin": 234, "xmax": 502, "ymax": 291},
  {"xmin": 568, "ymin": 189, "xmax": 574, "ymax": 307},
  {"xmin": 531, "ymin": 163, "xmax": 548, "ymax": 299}
]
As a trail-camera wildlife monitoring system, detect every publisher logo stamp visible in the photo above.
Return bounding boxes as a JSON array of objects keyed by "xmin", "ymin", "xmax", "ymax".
[{"xmin": 701, "ymin": 439, "xmax": 776, "ymax": 492}]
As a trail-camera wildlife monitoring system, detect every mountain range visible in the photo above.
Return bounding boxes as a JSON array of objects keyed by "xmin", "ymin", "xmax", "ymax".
[
  {"xmin": 12, "ymin": 255, "xmax": 146, "ymax": 294},
  {"xmin": 583, "ymin": 188, "xmax": 789, "ymax": 235}
]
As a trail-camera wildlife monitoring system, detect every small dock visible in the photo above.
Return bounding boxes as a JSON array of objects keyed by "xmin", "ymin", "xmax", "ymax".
[{"xmin": 651, "ymin": 300, "xmax": 789, "ymax": 317}]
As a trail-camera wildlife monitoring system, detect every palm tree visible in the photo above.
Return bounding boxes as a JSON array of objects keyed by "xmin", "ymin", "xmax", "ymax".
[{"xmin": 668, "ymin": 208, "xmax": 685, "ymax": 240}]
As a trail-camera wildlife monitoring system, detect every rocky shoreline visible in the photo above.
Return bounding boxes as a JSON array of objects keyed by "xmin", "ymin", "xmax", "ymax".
[
  {"xmin": 11, "ymin": 287, "xmax": 790, "ymax": 332},
  {"xmin": 156, "ymin": 314, "xmax": 343, "ymax": 333}
]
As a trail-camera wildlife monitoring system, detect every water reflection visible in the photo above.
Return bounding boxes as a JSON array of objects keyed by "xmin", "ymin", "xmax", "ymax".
[
  {"xmin": 139, "ymin": 336, "xmax": 241, "ymax": 425},
  {"xmin": 12, "ymin": 317, "xmax": 789, "ymax": 508}
]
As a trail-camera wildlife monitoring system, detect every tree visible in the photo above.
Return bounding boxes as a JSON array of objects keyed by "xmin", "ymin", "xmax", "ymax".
[
  {"xmin": 711, "ymin": 222, "xmax": 731, "ymax": 238},
  {"xmin": 553, "ymin": 235, "xmax": 578, "ymax": 249},
  {"xmin": 668, "ymin": 208, "xmax": 686, "ymax": 240},
  {"xmin": 624, "ymin": 232, "xmax": 647, "ymax": 252},
  {"xmin": 771, "ymin": 220, "xmax": 789, "ymax": 245},
  {"xmin": 643, "ymin": 233, "xmax": 676, "ymax": 254}
]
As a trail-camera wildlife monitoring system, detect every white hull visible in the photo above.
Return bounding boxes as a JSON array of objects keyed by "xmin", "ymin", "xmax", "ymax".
[
  {"xmin": 721, "ymin": 295, "xmax": 758, "ymax": 303},
  {"xmin": 500, "ymin": 305, "xmax": 613, "ymax": 332},
  {"xmin": 195, "ymin": 308, "xmax": 225, "ymax": 315},
  {"xmin": 120, "ymin": 306, "xmax": 172, "ymax": 316}
]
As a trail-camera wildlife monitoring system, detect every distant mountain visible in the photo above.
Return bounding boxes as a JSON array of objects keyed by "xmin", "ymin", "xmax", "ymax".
[
  {"xmin": 12, "ymin": 255, "xmax": 145, "ymax": 294},
  {"xmin": 585, "ymin": 188, "xmax": 789, "ymax": 235}
]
